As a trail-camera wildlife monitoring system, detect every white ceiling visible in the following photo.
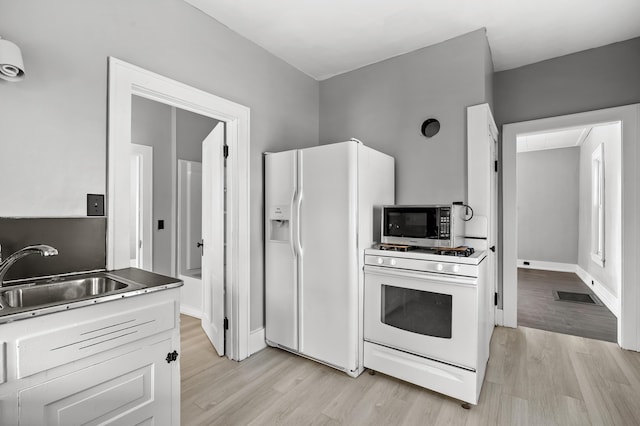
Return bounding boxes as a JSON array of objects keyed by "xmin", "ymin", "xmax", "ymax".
[
  {"xmin": 184, "ymin": 0, "xmax": 640, "ymax": 80},
  {"xmin": 517, "ymin": 127, "xmax": 591, "ymax": 153}
]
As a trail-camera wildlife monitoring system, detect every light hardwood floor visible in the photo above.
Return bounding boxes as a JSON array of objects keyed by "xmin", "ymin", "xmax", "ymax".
[{"xmin": 180, "ymin": 315, "xmax": 640, "ymax": 425}]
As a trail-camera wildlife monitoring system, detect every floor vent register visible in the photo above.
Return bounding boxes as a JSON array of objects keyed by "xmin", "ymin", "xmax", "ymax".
[{"xmin": 553, "ymin": 290, "xmax": 603, "ymax": 306}]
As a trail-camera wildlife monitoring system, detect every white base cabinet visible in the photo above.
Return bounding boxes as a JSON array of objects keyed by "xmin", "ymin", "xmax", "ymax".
[{"xmin": 0, "ymin": 288, "xmax": 181, "ymax": 425}]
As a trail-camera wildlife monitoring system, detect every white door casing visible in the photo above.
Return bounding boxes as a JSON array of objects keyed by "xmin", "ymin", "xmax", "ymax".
[
  {"xmin": 130, "ymin": 153, "xmax": 141, "ymax": 268},
  {"xmin": 201, "ymin": 124, "xmax": 225, "ymax": 356},
  {"xmin": 177, "ymin": 159, "xmax": 203, "ymax": 273},
  {"xmin": 130, "ymin": 144, "xmax": 153, "ymax": 271},
  {"xmin": 107, "ymin": 57, "xmax": 251, "ymax": 361}
]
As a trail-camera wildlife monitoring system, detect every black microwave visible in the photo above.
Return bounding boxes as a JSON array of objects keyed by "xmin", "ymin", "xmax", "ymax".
[{"xmin": 381, "ymin": 205, "xmax": 466, "ymax": 248}]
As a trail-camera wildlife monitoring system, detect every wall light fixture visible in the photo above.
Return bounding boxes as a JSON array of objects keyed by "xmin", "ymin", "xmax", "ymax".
[{"xmin": 0, "ymin": 36, "xmax": 25, "ymax": 82}]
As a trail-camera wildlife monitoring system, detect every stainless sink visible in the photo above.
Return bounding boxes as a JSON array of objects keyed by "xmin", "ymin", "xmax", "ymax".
[{"xmin": 1, "ymin": 275, "xmax": 133, "ymax": 309}]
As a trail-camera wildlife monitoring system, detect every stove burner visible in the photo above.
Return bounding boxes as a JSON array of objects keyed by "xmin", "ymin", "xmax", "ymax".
[
  {"xmin": 429, "ymin": 246, "xmax": 475, "ymax": 257},
  {"xmin": 377, "ymin": 243, "xmax": 413, "ymax": 252},
  {"xmin": 375, "ymin": 244, "xmax": 475, "ymax": 257}
]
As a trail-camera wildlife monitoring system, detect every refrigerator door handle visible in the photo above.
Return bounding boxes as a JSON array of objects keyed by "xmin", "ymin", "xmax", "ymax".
[
  {"xmin": 290, "ymin": 188, "xmax": 298, "ymax": 258},
  {"xmin": 295, "ymin": 151, "xmax": 304, "ymax": 352},
  {"xmin": 295, "ymin": 187, "xmax": 303, "ymax": 256},
  {"xmin": 294, "ymin": 150, "xmax": 304, "ymax": 262}
]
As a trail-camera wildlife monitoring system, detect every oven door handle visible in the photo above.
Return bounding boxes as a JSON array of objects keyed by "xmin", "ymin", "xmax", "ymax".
[{"xmin": 364, "ymin": 265, "xmax": 478, "ymax": 287}]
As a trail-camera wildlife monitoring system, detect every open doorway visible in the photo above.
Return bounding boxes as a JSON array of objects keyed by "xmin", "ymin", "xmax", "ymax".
[
  {"xmin": 515, "ymin": 123, "xmax": 620, "ymax": 342},
  {"xmin": 501, "ymin": 104, "xmax": 640, "ymax": 351},
  {"xmin": 130, "ymin": 95, "xmax": 221, "ymax": 316},
  {"xmin": 108, "ymin": 57, "xmax": 251, "ymax": 361},
  {"xmin": 129, "ymin": 95, "xmax": 226, "ymax": 356}
]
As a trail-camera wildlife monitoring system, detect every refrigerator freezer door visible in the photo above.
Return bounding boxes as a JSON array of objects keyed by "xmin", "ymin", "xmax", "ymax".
[
  {"xmin": 265, "ymin": 150, "xmax": 298, "ymax": 350},
  {"xmin": 298, "ymin": 142, "xmax": 358, "ymax": 371}
]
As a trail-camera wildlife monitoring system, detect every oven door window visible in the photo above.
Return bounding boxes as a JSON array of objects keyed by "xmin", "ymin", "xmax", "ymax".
[{"xmin": 381, "ymin": 285, "xmax": 452, "ymax": 338}]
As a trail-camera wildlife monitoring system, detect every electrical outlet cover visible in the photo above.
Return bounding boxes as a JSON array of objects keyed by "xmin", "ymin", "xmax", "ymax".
[{"xmin": 87, "ymin": 194, "xmax": 104, "ymax": 216}]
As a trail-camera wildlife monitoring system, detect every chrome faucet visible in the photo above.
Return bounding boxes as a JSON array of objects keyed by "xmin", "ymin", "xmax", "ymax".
[{"xmin": 0, "ymin": 244, "xmax": 58, "ymax": 287}]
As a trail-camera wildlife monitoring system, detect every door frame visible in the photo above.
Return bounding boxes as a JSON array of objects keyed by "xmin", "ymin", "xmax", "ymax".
[
  {"xmin": 130, "ymin": 143, "xmax": 153, "ymax": 271},
  {"xmin": 501, "ymin": 104, "xmax": 640, "ymax": 351},
  {"xmin": 107, "ymin": 57, "xmax": 251, "ymax": 361},
  {"xmin": 177, "ymin": 159, "xmax": 203, "ymax": 275}
]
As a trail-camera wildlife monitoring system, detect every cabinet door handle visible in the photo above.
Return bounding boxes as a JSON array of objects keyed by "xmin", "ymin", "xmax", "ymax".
[{"xmin": 165, "ymin": 350, "xmax": 179, "ymax": 363}]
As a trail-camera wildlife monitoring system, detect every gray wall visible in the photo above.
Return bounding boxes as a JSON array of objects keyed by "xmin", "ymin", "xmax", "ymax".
[
  {"xmin": 319, "ymin": 29, "xmax": 493, "ymax": 204},
  {"xmin": 517, "ymin": 147, "xmax": 580, "ymax": 264},
  {"xmin": 578, "ymin": 123, "xmax": 621, "ymax": 297},
  {"xmin": 176, "ymin": 108, "xmax": 219, "ymax": 163},
  {"xmin": 494, "ymin": 37, "xmax": 640, "ymax": 127},
  {"xmin": 0, "ymin": 0, "xmax": 319, "ymax": 331}
]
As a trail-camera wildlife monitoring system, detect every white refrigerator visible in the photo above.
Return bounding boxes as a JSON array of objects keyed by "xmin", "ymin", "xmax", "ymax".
[{"xmin": 264, "ymin": 140, "xmax": 394, "ymax": 377}]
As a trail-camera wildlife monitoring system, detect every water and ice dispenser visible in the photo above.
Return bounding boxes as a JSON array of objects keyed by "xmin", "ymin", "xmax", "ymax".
[{"xmin": 268, "ymin": 205, "xmax": 290, "ymax": 242}]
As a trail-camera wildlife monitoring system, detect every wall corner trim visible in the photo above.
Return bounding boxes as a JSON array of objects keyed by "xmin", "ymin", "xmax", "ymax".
[
  {"xmin": 249, "ymin": 328, "xmax": 267, "ymax": 355},
  {"xmin": 575, "ymin": 265, "xmax": 620, "ymax": 318},
  {"xmin": 179, "ymin": 305, "xmax": 203, "ymax": 320}
]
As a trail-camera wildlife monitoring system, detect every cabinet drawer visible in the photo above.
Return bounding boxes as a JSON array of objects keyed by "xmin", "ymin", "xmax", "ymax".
[
  {"xmin": 18, "ymin": 338, "xmax": 173, "ymax": 426},
  {"xmin": 17, "ymin": 300, "xmax": 175, "ymax": 378}
]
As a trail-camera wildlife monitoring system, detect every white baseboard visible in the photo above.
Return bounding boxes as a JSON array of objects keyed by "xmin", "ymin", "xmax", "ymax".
[
  {"xmin": 575, "ymin": 266, "xmax": 620, "ymax": 318},
  {"xmin": 495, "ymin": 308, "xmax": 507, "ymax": 327},
  {"xmin": 517, "ymin": 259, "xmax": 576, "ymax": 273},
  {"xmin": 249, "ymin": 327, "xmax": 267, "ymax": 355},
  {"xmin": 180, "ymin": 304, "xmax": 202, "ymax": 319}
]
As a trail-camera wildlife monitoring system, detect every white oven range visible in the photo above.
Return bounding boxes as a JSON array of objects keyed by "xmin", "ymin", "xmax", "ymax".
[{"xmin": 363, "ymin": 247, "xmax": 493, "ymax": 405}]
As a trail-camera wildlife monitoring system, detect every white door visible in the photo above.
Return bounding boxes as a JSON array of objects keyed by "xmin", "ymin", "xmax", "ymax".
[
  {"xmin": 489, "ymin": 129, "xmax": 498, "ymax": 328},
  {"xmin": 467, "ymin": 103, "xmax": 498, "ymax": 327},
  {"xmin": 201, "ymin": 123, "xmax": 225, "ymax": 356},
  {"xmin": 130, "ymin": 144, "xmax": 153, "ymax": 271}
]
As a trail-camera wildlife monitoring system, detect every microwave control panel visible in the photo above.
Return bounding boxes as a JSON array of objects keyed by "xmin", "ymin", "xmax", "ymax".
[{"xmin": 438, "ymin": 208, "xmax": 451, "ymax": 239}]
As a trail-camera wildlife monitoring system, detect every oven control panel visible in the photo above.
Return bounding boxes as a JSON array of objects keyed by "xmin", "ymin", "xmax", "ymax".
[{"xmin": 365, "ymin": 255, "xmax": 479, "ymax": 278}]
